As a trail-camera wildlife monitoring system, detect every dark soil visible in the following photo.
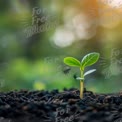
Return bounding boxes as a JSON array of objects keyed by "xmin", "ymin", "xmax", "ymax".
[{"xmin": 0, "ymin": 88, "xmax": 122, "ymax": 122}]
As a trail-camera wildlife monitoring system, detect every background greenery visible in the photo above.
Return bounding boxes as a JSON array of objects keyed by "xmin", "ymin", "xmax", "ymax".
[{"xmin": 0, "ymin": 0, "xmax": 122, "ymax": 93}]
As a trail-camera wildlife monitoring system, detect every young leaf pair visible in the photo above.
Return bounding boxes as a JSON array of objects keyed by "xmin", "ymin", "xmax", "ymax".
[{"xmin": 64, "ymin": 52, "xmax": 100, "ymax": 99}]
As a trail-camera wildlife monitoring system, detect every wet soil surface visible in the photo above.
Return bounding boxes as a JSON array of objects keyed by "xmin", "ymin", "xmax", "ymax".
[{"xmin": 0, "ymin": 88, "xmax": 122, "ymax": 122}]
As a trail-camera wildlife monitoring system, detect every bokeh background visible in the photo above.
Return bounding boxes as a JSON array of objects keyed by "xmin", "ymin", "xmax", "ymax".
[{"xmin": 0, "ymin": 0, "xmax": 122, "ymax": 93}]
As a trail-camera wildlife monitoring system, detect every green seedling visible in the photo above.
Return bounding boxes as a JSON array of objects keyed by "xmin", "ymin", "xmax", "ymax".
[{"xmin": 63, "ymin": 52, "xmax": 100, "ymax": 99}]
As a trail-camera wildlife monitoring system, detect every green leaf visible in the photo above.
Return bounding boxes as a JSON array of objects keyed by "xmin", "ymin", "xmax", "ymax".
[
  {"xmin": 84, "ymin": 69, "xmax": 96, "ymax": 76},
  {"xmin": 76, "ymin": 77, "xmax": 84, "ymax": 80},
  {"xmin": 81, "ymin": 52, "xmax": 100, "ymax": 69},
  {"xmin": 64, "ymin": 57, "xmax": 81, "ymax": 67}
]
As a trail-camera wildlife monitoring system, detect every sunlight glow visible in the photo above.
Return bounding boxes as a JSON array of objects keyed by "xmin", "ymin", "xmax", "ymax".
[
  {"xmin": 52, "ymin": 28, "xmax": 75, "ymax": 48},
  {"xmin": 101, "ymin": 0, "xmax": 122, "ymax": 8}
]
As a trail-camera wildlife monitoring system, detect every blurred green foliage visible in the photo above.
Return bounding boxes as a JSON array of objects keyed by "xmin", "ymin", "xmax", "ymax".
[{"xmin": 0, "ymin": 0, "xmax": 122, "ymax": 93}]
